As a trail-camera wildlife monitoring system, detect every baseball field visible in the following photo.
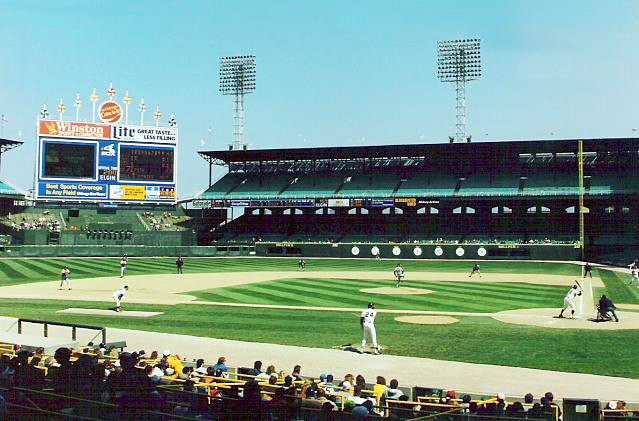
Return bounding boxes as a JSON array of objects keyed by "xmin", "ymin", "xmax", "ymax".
[{"xmin": 0, "ymin": 257, "xmax": 638, "ymax": 378}]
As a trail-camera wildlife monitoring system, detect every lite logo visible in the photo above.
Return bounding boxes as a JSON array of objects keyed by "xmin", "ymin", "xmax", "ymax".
[
  {"xmin": 112, "ymin": 126, "xmax": 136, "ymax": 140},
  {"xmin": 101, "ymin": 144, "xmax": 116, "ymax": 157}
]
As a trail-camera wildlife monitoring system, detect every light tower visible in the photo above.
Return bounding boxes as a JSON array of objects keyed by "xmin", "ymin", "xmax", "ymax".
[
  {"xmin": 219, "ymin": 55, "xmax": 256, "ymax": 151},
  {"xmin": 437, "ymin": 39, "xmax": 481, "ymax": 143}
]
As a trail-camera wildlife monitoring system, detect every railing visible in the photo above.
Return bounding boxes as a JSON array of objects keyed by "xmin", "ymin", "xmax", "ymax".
[{"xmin": 17, "ymin": 318, "xmax": 107, "ymax": 344}]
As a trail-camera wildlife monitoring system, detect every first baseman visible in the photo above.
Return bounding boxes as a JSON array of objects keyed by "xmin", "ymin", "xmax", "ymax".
[{"xmin": 360, "ymin": 302, "xmax": 380, "ymax": 355}]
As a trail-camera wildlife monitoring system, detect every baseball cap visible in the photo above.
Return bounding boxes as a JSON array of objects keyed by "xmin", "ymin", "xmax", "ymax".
[
  {"xmin": 497, "ymin": 392, "xmax": 506, "ymax": 400},
  {"xmin": 163, "ymin": 350, "xmax": 172, "ymax": 357},
  {"xmin": 319, "ymin": 373, "xmax": 327, "ymax": 380},
  {"xmin": 342, "ymin": 381, "xmax": 352, "ymax": 390}
]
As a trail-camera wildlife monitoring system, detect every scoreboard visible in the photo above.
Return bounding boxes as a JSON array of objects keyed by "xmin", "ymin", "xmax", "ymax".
[{"xmin": 36, "ymin": 120, "xmax": 177, "ymax": 203}]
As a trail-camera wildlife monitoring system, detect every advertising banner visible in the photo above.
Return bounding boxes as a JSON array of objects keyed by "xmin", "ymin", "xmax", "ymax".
[
  {"xmin": 112, "ymin": 125, "xmax": 178, "ymax": 144},
  {"xmin": 327, "ymin": 198, "xmax": 349, "ymax": 207},
  {"xmin": 109, "ymin": 185, "xmax": 146, "ymax": 200},
  {"xmin": 39, "ymin": 120, "xmax": 111, "ymax": 139},
  {"xmin": 38, "ymin": 182, "xmax": 108, "ymax": 199}
]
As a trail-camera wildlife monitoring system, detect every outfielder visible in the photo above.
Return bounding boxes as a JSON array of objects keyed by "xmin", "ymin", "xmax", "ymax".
[
  {"xmin": 120, "ymin": 254, "xmax": 128, "ymax": 278},
  {"xmin": 557, "ymin": 284, "xmax": 582, "ymax": 319},
  {"xmin": 360, "ymin": 302, "xmax": 380, "ymax": 355},
  {"xmin": 59, "ymin": 266, "xmax": 71, "ymax": 290},
  {"xmin": 393, "ymin": 264, "xmax": 405, "ymax": 288},
  {"xmin": 630, "ymin": 266, "xmax": 639, "ymax": 287},
  {"xmin": 113, "ymin": 286, "xmax": 128, "ymax": 312},
  {"xmin": 469, "ymin": 263, "xmax": 481, "ymax": 277}
]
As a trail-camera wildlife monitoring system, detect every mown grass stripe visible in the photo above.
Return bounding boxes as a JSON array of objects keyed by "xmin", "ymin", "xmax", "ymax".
[{"xmin": 312, "ymin": 278, "xmax": 559, "ymax": 304}]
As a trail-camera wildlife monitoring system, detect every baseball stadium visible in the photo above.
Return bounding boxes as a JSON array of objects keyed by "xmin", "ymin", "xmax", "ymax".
[
  {"xmin": 2, "ymin": 123, "xmax": 639, "ymax": 419},
  {"xmin": 1, "ymin": 5, "xmax": 639, "ymax": 419}
]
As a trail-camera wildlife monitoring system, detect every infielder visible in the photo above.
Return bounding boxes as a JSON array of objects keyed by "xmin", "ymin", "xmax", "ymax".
[
  {"xmin": 120, "ymin": 254, "xmax": 128, "ymax": 278},
  {"xmin": 59, "ymin": 266, "xmax": 71, "ymax": 290},
  {"xmin": 393, "ymin": 264, "xmax": 405, "ymax": 288},
  {"xmin": 469, "ymin": 263, "xmax": 481, "ymax": 277},
  {"xmin": 113, "ymin": 286, "xmax": 128, "ymax": 312},
  {"xmin": 360, "ymin": 302, "xmax": 380, "ymax": 355},
  {"xmin": 557, "ymin": 284, "xmax": 582, "ymax": 319}
]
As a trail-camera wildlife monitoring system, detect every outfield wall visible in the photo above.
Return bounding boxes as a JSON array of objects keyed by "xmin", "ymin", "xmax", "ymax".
[
  {"xmin": 256, "ymin": 242, "xmax": 581, "ymax": 261},
  {"xmin": 0, "ymin": 245, "xmax": 253, "ymax": 258}
]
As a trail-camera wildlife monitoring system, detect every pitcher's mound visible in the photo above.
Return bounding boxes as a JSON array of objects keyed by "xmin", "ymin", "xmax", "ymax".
[
  {"xmin": 493, "ymin": 308, "xmax": 639, "ymax": 330},
  {"xmin": 395, "ymin": 315, "xmax": 459, "ymax": 325},
  {"xmin": 57, "ymin": 308, "xmax": 163, "ymax": 318},
  {"xmin": 361, "ymin": 287, "xmax": 433, "ymax": 295}
]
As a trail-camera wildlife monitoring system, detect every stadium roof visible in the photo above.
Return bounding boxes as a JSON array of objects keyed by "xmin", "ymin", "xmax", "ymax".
[
  {"xmin": 199, "ymin": 137, "xmax": 639, "ymax": 164},
  {"xmin": 0, "ymin": 138, "xmax": 23, "ymax": 154}
]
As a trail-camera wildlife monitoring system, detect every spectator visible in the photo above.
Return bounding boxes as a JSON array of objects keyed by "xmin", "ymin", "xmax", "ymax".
[
  {"xmin": 248, "ymin": 360, "xmax": 263, "ymax": 376},
  {"xmin": 291, "ymin": 364, "xmax": 303, "ymax": 381},
  {"xmin": 213, "ymin": 356, "xmax": 229, "ymax": 373},
  {"xmin": 373, "ymin": 376, "xmax": 387, "ymax": 404},
  {"xmin": 50, "ymin": 347, "xmax": 74, "ymax": 396},
  {"xmin": 194, "ymin": 358, "xmax": 207, "ymax": 376},
  {"xmin": 386, "ymin": 379, "xmax": 404, "ymax": 399},
  {"xmin": 238, "ymin": 380, "xmax": 270, "ymax": 420},
  {"xmin": 104, "ymin": 352, "xmax": 156, "ymax": 420},
  {"xmin": 352, "ymin": 399, "xmax": 374, "ymax": 420},
  {"xmin": 178, "ymin": 366, "xmax": 194, "ymax": 380}
]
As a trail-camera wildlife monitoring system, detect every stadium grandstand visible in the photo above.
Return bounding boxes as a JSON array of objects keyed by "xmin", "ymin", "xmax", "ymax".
[{"xmin": 197, "ymin": 137, "xmax": 639, "ymax": 264}]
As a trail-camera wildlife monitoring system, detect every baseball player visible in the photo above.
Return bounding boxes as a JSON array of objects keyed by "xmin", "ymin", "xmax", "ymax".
[
  {"xmin": 59, "ymin": 266, "xmax": 71, "ymax": 290},
  {"xmin": 298, "ymin": 259, "xmax": 306, "ymax": 271},
  {"xmin": 469, "ymin": 263, "xmax": 482, "ymax": 277},
  {"xmin": 557, "ymin": 284, "xmax": 582, "ymax": 319},
  {"xmin": 120, "ymin": 254, "xmax": 128, "ymax": 278},
  {"xmin": 113, "ymin": 286, "xmax": 129, "ymax": 312},
  {"xmin": 630, "ymin": 266, "xmax": 639, "ymax": 287},
  {"xmin": 360, "ymin": 302, "xmax": 380, "ymax": 355},
  {"xmin": 583, "ymin": 262, "xmax": 593, "ymax": 278},
  {"xmin": 393, "ymin": 264, "xmax": 405, "ymax": 288}
]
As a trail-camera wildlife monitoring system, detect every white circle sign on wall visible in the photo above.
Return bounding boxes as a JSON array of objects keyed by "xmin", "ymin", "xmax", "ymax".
[
  {"xmin": 434, "ymin": 247, "xmax": 443, "ymax": 256},
  {"xmin": 413, "ymin": 247, "xmax": 422, "ymax": 256},
  {"xmin": 371, "ymin": 246, "xmax": 380, "ymax": 256},
  {"xmin": 392, "ymin": 246, "xmax": 401, "ymax": 256},
  {"xmin": 351, "ymin": 246, "xmax": 360, "ymax": 256},
  {"xmin": 477, "ymin": 247, "xmax": 487, "ymax": 257},
  {"xmin": 456, "ymin": 247, "xmax": 465, "ymax": 256}
]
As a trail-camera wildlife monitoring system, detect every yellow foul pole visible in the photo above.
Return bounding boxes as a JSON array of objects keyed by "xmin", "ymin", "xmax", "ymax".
[{"xmin": 578, "ymin": 140, "xmax": 585, "ymax": 261}]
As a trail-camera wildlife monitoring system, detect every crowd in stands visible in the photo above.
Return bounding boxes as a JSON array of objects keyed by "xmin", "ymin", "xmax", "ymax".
[
  {"xmin": 2, "ymin": 212, "xmax": 61, "ymax": 232},
  {"xmin": 142, "ymin": 211, "xmax": 187, "ymax": 231},
  {"xmin": 0, "ymin": 342, "xmax": 631, "ymax": 420}
]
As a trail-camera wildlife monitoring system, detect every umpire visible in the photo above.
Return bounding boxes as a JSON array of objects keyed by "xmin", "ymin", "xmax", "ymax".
[{"xmin": 598, "ymin": 295, "xmax": 619, "ymax": 322}]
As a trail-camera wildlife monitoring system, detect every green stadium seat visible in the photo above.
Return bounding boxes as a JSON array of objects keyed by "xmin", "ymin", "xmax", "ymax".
[{"xmin": 396, "ymin": 175, "xmax": 457, "ymax": 197}]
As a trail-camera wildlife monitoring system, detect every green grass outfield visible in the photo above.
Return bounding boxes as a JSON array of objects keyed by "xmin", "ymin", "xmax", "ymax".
[{"xmin": 0, "ymin": 257, "xmax": 638, "ymax": 378}]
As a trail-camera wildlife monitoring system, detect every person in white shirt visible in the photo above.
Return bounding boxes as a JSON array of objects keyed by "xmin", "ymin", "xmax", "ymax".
[
  {"xmin": 393, "ymin": 264, "xmax": 405, "ymax": 288},
  {"xmin": 360, "ymin": 302, "xmax": 380, "ymax": 355},
  {"xmin": 120, "ymin": 254, "xmax": 128, "ymax": 278},
  {"xmin": 630, "ymin": 267, "xmax": 639, "ymax": 287},
  {"xmin": 59, "ymin": 266, "xmax": 71, "ymax": 290},
  {"xmin": 113, "ymin": 286, "xmax": 129, "ymax": 312},
  {"xmin": 557, "ymin": 284, "xmax": 582, "ymax": 319}
]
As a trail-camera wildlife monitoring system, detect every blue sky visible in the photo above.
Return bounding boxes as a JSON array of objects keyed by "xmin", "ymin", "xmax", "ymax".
[{"xmin": 1, "ymin": 0, "xmax": 637, "ymax": 197}]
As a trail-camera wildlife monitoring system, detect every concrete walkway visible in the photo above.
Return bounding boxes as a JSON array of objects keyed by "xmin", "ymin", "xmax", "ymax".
[{"xmin": 0, "ymin": 316, "xmax": 637, "ymax": 403}]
